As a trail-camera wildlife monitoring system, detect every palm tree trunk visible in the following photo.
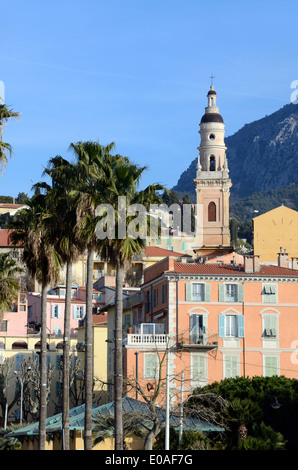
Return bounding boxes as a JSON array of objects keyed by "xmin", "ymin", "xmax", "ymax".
[
  {"xmin": 84, "ymin": 248, "xmax": 94, "ymax": 450},
  {"xmin": 62, "ymin": 260, "xmax": 72, "ymax": 450},
  {"xmin": 39, "ymin": 282, "xmax": 48, "ymax": 450},
  {"xmin": 114, "ymin": 261, "xmax": 123, "ymax": 450}
]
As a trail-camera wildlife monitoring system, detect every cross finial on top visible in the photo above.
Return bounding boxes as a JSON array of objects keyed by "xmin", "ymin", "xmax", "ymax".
[{"xmin": 210, "ymin": 73, "xmax": 215, "ymax": 86}]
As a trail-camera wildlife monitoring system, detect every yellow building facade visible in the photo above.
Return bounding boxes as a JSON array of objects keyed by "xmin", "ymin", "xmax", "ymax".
[{"xmin": 253, "ymin": 205, "xmax": 298, "ymax": 263}]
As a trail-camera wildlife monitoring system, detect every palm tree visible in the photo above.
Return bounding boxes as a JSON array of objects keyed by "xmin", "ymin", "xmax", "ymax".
[
  {"xmin": 0, "ymin": 104, "xmax": 20, "ymax": 174},
  {"xmin": 95, "ymin": 159, "xmax": 163, "ymax": 450},
  {"xmin": 0, "ymin": 252, "xmax": 22, "ymax": 321},
  {"xmin": 69, "ymin": 140, "xmax": 117, "ymax": 450},
  {"xmin": 36, "ymin": 156, "xmax": 84, "ymax": 450},
  {"xmin": 10, "ymin": 193, "xmax": 61, "ymax": 450}
]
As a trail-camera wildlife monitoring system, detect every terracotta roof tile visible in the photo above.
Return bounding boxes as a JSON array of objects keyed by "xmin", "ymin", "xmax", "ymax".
[
  {"xmin": 168, "ymin": 262, "xmax": 298, "ymax": 277},
  {"xmin": 144, "ymin": 246, "xmax": 190, "ymax": 258}
]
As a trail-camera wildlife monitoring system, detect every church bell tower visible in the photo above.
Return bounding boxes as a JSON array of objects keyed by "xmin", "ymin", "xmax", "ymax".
[{"xmin": 193, "ymin": 84, "xmax": 233, "ymax": 257}]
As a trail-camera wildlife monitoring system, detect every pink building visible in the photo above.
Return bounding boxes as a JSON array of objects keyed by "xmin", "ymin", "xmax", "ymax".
[
  {"xmin": 123, "ymin": 251, "xmax": 298, "ymax": 403},
  {"xmin": 0, "ymin": 293, "xmax": 28, "ymax": 339},
  {"xmin": 27, "ymin": 285, "xmax": 103, "ymax": 338}
]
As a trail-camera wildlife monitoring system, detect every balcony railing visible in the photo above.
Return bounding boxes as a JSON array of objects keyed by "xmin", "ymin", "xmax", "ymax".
[
  {"xmin": 178, "ymin": 332, "xmax": 218, "ymax": 349},
  {"xmin": 126, "ymin": 333, "xmax": 169, "ymax": 347}
]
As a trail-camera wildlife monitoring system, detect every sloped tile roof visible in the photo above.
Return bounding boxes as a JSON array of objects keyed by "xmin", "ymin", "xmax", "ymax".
[{"xmin": 169, "ymin": 262, "xmax": 298, "ymax": 277}]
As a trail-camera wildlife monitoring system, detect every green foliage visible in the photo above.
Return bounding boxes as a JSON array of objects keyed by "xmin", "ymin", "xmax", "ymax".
[
  {"xmin": 191, "ymin": 376, "xmax": 298, "ymax": 450},
  {"xmin": 153, "ymin": 427, "xmax": 213, "ymax": 450},
  {"xmin": 0, "ymin": 424, "xmax": 23, "ymax": 450}
]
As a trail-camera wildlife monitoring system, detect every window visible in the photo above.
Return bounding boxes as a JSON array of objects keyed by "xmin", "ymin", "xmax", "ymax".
[
  {"xmin": 190, "ymin": 314, "xmax": 207, "ymax": 344},
  {"xmin": 219, "ymin": 283, "xmax": 244, "ymax": 302},
  {"xmin": 0, "ymin": 321, "xmax": 7, "ymax": 332},
  {"xmin": 262, "ymin": 284, "xmax": 277, "ymax": 303},
  {"xmin": 209, "ymin": 155, "xmax": 216, "ymax": 171},
  {"xmin": 153, "ymin": 288, "xmax": 158, "ymax": 308},
  {"xmin": 145, "ymin": 291, "xmax": 151, "ymax": 313},
  {"xmin": 208, "ymin": 202, "xmax": 216, "ymax": 221},
  {"xmin": 191, "ymin": 354, "xmax": 207, "ymax": 381},
  {"xmin": 141, "ymin": 323, "xmax": 164, "ymax": 335},
  {"xmin": 185, "ymin": 283, "xmax": 210, "ymax": 302},
  {"xmin": 73, "ymin": 305, "xmax": 86, "ymax": 319},
  {"xmin": 224, "ymin": 356, "xmax": 239, "ymax": 378},
  {"xmin": 161, "ymin": 284, "xmax": 167, "ymax": 304},
  {"xmin": 144, "ymin": 353, "xmax": 159, "ymax": 380},
  {"xmin": 262, "ymin": 314, "xmax": 277, "ymax": 338},
  {"xmin": 218, "ymin": 314, "xmax": 244, "ymax": 338},
  {"xmin": 51, "ymin": 305, "xmax": 61, "ymax": 318},
  {"xmin": 264, "ymin": 356, "xmax": 279, "ymax": 377}
]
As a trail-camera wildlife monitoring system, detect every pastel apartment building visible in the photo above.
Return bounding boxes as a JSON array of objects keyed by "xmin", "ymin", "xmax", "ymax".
[
  {"xmin": 27, "ymin": 285, "xmax": 103, "ymax": 338},
  {"xmin": 119, "ymin": 250, "xmax": 298, "ymax": 404}
]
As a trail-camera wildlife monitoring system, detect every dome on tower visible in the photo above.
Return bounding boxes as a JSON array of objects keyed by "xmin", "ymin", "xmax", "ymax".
[
  {"xmin": 200, "ymin": 113, "xmax": 224, "ymax": 124},
  {"xmin": 207, "ymin": 89, "xmax": 217, "ymax": 96}
]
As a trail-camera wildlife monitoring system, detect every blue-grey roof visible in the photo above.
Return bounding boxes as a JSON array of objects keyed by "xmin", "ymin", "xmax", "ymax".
[{"xmin": 8, "ymin": 397, "xmax": 224, "ymax": 437}]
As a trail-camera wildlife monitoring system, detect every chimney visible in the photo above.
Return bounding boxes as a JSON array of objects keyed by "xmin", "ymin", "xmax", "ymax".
[
  {"xmin": 292, "ymin": 258, "xmax": 298, "ymax": 270},
  {"xmin": 244, "ymin": 255, "xmax": 254, "ymax": 273},
  {"xmin": 278, "ymin": 248, "xmax": 288, "ymax": 268},
  {"xmin": 244, "ymin": 255, "xmax": 260, "ymax": 273}
]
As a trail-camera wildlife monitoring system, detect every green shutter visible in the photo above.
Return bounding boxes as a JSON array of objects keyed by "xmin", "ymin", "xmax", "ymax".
[
  {"xmin": 204, "ymin": 284, "xmax": 211, "ymax": 302},
  {"xmin": 237, "ymin": 284, "xmax": 244, "ymax": 302},
  {"xmin": 218, "ymin": 284, "xmax": 225, "ymax": 302},
  {"xmin": 237, "ymin": 315, "xmax": 245, "ymax": 338},
  {"xmin": 185, "ymin": 283, "xmax": 192, "ymax": 301}
]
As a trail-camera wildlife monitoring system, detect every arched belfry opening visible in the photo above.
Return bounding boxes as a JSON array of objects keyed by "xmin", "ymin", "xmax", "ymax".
[
  {"xmin": 208, "ymin": 202, "xmax": 216, "ymax": 222},
  {"xmin": 209, "ymin": 155, "xmax": 216, "ymax": 171}
]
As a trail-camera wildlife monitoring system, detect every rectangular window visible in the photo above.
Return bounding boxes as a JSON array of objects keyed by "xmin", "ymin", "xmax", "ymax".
[
  {"xmin": 190, "ymin": 314, "xmax": 206, "ymax": 344},
  {"xmin": 153, "ymin": 288, "xmax": 158, "ymax": 308},
  {"xmin": 144, "ymin": 353, "xmax": 159, "ymax": 380},
  {"xmin": 145, "ymin": 291, "xmax": 151, "ymax": 314},
  {"xmin": 225, "ymin": 284, "xmax": 238, "ymax": 302},
  {"xmin": 141, "ymin": 323, "xmax": 164, "ymax": 335},
  {"xmin": 51, "ymin": 304, "xmax": 61, "ymax": 318},
  {"xmin": 218, "ymin": 314, "xmax": 244, "ymax": 338},
  {"xmin": 264, "ymin": 356, "xmax": 279, "ymax": 377},
  {"xmin": 263, "ymin": 284, "xmax": 277, "ymax": 303},
  {"xmin": 192, "ymin": 283, "xmax": 205, "ymax": 301},
  {"xmin": 0, "ymin": 321, "xmax": 7, "ymax": 332},
  {"xmin": 219, "ymin": 283, "xmax": 244, "ymax": 302},
  {"xmin": 186, "ymin": 283, "xmax": 210, "ymax": 302},
  {"xmin": 192, "ymin": 354, "xmax": 207, "ymax": 380},
  {"xmin": 161, "ymin": 284, "xmax": 167, "ymax": 304},
  {"xmin": 73, "ymin": 305, "xmax": 86, "ymax": 319},
  {"xmin": 263, "ymin": 315, "xmax": 277, "ymax": 338},
  {"xmin": 224, "ymin": 356, "xmax": 239, "ymax": 378}
]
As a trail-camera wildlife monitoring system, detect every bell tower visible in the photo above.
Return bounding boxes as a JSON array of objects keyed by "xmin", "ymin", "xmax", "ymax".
[{"xmin": 193, "ymin": 84, "xmax": 233, "ymax": 257}]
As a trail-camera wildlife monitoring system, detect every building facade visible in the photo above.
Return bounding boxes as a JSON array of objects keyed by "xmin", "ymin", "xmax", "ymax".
[{"xmin": 121, "ymin": 252, "xmax": 298, "ymax": 405}]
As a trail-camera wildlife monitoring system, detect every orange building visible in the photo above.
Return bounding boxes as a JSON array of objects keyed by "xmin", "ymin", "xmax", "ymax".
[{"xmin": 122, "ymin": 250, "xmax": 298, "ymax": 404}]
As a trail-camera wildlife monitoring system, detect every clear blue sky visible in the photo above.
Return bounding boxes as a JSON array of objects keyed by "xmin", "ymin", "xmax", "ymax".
[{"xmin": 1, "ymin": 0, "xmax": 298, "ymax": 198}]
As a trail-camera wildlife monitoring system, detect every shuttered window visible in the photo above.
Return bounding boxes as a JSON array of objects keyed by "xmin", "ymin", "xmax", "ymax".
[
  {"xmin": 264, "ymin": 356, "xmax": 279, "ymax": 377},
  {"xmin": 224, "ymin": 356, "xmax": 238, "ymax": 378},
  {"xmin": 144, "ymin": 353, "xmax": 159, "ymax": 380},
  {"xmin": 192, "ymin": 354, "xmax": 207, "ymax": 380},
  {"xmin": 218, "ymin": 314, "xmax": 244, "ymax": 338},
  {"xmin": 218, "ymin": 284, "xmax": 244, "ymax": 302},
  {"xmin": 185, "ymin": 283, "xmax": 210, "ymax": 302},
  {"xmin": 190, "ymin": 314, "xmax": 207, "ymax": 344},
  {"xmin": 263, "ymin": 284, "xmax": 277, "ymax": 303}
]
